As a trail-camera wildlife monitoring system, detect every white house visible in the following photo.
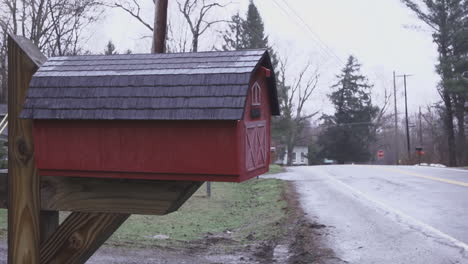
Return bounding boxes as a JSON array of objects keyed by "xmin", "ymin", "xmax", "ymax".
[{"xmin": 277, "ymin": 146, "xmax": 309, "ymax": 165}]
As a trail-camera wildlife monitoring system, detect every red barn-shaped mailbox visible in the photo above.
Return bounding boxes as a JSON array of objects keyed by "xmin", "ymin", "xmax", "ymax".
[{"xmin": 21, "ymin": 50, "xmax": 279, "ymax": 182}]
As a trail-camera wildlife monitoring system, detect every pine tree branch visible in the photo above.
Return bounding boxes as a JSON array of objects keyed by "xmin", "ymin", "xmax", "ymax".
[{"xmin": 400, "ymin": 0, "xmax": 438, "ymax": 31}]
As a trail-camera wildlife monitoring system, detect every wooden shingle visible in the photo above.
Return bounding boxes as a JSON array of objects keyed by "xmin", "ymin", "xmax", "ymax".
[{"xmin": 20, "ymin": 49, "xmax": 279, "ymax": 120}]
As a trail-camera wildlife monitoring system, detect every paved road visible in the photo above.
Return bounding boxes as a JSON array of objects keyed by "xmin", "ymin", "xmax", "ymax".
[{"xmin": 267, "ymin": 165, "xmax": 468, "ymax": 264}]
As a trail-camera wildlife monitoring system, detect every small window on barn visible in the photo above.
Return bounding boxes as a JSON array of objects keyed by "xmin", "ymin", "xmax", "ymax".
[{"xmin": 252, "ymin": 82, "xmax": 261, "ymax": 106}]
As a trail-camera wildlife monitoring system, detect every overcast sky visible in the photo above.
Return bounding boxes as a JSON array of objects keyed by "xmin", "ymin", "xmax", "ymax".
[{"xmin": 84, "ymin": 0, "xmax": 440, "ymax": 117}]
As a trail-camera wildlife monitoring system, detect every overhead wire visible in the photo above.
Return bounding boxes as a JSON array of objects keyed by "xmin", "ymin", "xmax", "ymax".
[
  {"xmin": 277, "ymin": 0, "xmax": 393, "ymax": 102},
  {"xmin": 277, "ymin": 0, "xmax": 344, "ymax": 65},
  {"xmin": 269, "ymin": 0, "xmax": 343, "ymax": 68},
  {"xmin": 268, "ymin": 1, "xmax": 330, "ymax": 64}
]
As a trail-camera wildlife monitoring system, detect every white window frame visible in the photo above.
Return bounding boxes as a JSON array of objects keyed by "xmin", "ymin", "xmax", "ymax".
[{"xmin": 252, "ymin": 82, "xmax": 261, "ymax": 106}]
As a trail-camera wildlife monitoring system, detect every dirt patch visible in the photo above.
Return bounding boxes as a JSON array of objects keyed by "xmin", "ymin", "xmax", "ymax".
[
  {"xmin": 279, "ymin": 181, "xmax": 343, "ymax": 264},
  {"xmin": 87, "ymin": 181, "xmax": 341, "ymax": 264}
]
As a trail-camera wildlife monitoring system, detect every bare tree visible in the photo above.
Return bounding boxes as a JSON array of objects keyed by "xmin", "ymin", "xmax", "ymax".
[
  {"xmin": 111, "ymin": 0, "xmax": 153, "ymax": 31},
  {"xmin": 166, "ymin": 21, "xmax": 190, "ymax": 52},
  {"xmin": 0, "ymin": 0, "xmax": 103, "ymax": 102},
  {"xmin": 111, "ymin": 0, "xmax": 226, "ymax": 52},
  {"xmin": 273, "ymin": 59, "xmax": 320, "ymax": 165},
  {"xmin": 176, "ymin": 0, "xmax": 226, "ymax": 52},
  {"xmin": 1, "ymin": 0, "xmax": 102, "ymax": 54},
  {"xmin": 0, "ymin": 28, "xmax": 7, "ymax": 102}
]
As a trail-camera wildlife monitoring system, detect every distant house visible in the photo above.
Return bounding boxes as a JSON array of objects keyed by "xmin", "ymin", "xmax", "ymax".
[{"xmin": 277, "ymin": 146, "xmax": 309, "ymax": 166}]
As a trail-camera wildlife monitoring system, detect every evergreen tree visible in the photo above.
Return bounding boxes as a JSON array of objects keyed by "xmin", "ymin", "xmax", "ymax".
[
  {"xmin": 221, "ymin": 1, "xmax": 278, "ymax": 69},
  {"xmin": 319, "ymin": 56, "xmax": 378, "ymax": 164},
  {"xmin": 222, "ymin": 13, "xmax": 244, "ymax": 51},
  {"xmin": 104, "ymin": 41, "xmax": 118, "ymax": 55},
  {"xmin": 242, "ymin": 0, "xmax": 268, "ymax": 49}
]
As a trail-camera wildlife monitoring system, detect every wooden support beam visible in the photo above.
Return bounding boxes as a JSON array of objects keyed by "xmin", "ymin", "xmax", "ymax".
[
  {"xmin": 40, "ymin": 212, "xmax": 129, "ymax": 264},
  {"xmin": 7, "ymin": 34, "xmax": 47, "ymax": 264},
  {"xmin": 40, "ymin": 176, "xmax": 203, "ymax": 215},
  {"xmin": 0, "ymin": 171, "xmax": 203, "ymax": 215}
]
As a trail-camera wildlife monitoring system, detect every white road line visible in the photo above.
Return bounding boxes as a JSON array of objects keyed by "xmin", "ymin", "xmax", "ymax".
[{"xmin": 319, "ymin": 168, "xmax": 468, "ymax": 253}]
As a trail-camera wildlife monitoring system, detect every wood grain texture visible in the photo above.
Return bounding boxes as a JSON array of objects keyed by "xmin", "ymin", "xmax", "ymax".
[
  {"xmin": 0, "ymin": 172, "xmax": 202, "ymax": 215},
  {"xmin": 7, "ymin": 35, "xmax": 43, "ymax": 264},
  {"xmin": 40, "ymin": 176, "xmax": 203, "ymax": 215},
  {"xmin": 152, "ymin": 0, "xmax": 168, "ymax": 53},
  {"xmin": 40, "ymin": 212, "xmax": 129, "ymax": 264}
]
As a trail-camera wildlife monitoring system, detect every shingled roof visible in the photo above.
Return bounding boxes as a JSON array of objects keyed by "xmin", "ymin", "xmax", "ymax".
[{"xmin": 20, "ymin": 49, "xmax": 279, "ymax": 120}]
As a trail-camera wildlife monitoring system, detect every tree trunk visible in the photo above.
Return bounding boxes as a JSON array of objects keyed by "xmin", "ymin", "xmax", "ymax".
[
  {"xmin": 443, "ymin": 90, "xmax": 457, "ymax": 167},
  {"xmin": 455, "ymin": 95, "xmax": 466, "ymax": 165},
  {"xmin": 286, "ymin": 143, "xmax": 294, "ymax": 166},
  {"xmin": 438, "ymin": 38, "xmax": 457, "ymax": 167},
  {"xmin": 192, "ymin": 36, "xmax": 198, "ymax": 52},
  {"xmin": 0, "ymin": 67, "xmax": 6, "ymax": 103}
]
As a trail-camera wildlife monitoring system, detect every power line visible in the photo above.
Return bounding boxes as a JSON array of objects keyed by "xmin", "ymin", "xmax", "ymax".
[
  {"xmin": 269, "ymin": 0, "xmax": 339, "ymax": 67},
  {"xmin": 271, "ymin": 0, "xmax": 337, "ymax": 66},
  {"xmin": 273, "ymin": 0, "xmax": 391, "ymax": 91},
  {"xmin": 277, "ymin": 0, "xmax": 344, "ymax": 65}
]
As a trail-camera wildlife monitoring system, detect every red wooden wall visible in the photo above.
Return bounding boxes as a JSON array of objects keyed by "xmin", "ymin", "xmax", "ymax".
[
  {"xmin": 33, "ymin": 67, "xmax": 272, "ymax": 182},
  {"xmin": 238, "ymin": 68, "xmax": 271, "ymax": 181}
]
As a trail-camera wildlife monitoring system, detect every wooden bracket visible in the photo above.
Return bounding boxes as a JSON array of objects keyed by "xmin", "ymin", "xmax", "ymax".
[
  {"xmin": 0, "ymin": 172, "xmax": 202, "ymax": 215},
  {"xmin": 40, "ymin": 212, "xmax": 130, "ymax": 264}
]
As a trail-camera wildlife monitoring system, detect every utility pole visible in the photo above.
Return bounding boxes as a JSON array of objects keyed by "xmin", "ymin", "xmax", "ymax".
[
  {"xmin": 152, "ymin": 0, "xmax": 168, "ymax": 53},
  {"xmin": 393, "ymin": 71, "xmax": 399, "ymax": 165},
  {"xmin": 404, "ymin": 74, "xmax": 410, "ymax": 160},
  {"xmin": 419, "ymin": 106, "xmax": 423, "ymax": 146},
  {"xmin": 396, "ymin": 74, "xmax": 413, "ymax": 161},
  {"xmin": 150, "ymin": 0, "xmax": 213, "ymax": 197}
]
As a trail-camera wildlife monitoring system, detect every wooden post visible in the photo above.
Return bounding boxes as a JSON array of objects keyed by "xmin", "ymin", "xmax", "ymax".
[
  {"xmin": 7, "ymin": 34, "xmax": 47, "ymax": 264},
  {"xmin": 152, "ymin": 0, "xmax": 168, "ymax": 53}
]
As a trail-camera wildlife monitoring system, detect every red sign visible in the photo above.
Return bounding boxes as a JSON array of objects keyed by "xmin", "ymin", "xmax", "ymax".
[{"xmin": 377, "ymin": 150, "xmax": 384, "ymax": 159}]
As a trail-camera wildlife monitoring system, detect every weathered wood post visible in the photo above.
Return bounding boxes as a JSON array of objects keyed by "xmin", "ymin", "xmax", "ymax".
[
  {"xmin": 7, "ymin": 34, "xmax": 48, "ymax": 264},
  {"xmin": 152, "ymin": 0, "xmax": 168, "ymax": 53}
]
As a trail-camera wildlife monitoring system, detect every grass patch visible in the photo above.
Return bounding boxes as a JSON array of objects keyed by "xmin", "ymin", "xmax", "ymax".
[
  {"xmin": 267, "ymin": 164, "xmax": 285, "ymax": 174},
  {"xmin": 108, "ymin": 178, "xmax": 288, "ymax": 247},
  {"xmin": 0, "ymin": 178, "xmax": 288, "ymax": 249}
]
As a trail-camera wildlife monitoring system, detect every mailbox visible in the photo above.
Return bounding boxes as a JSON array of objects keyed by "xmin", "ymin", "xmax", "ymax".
[{"xmin": 20, "ymin": 49, "xmax": 279, "ymax": 182}]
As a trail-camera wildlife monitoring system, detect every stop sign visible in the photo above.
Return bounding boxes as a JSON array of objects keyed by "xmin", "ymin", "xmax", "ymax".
[{"xmin": 377, "ymin": 150, "xmax": 384, "ymax": 159}]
